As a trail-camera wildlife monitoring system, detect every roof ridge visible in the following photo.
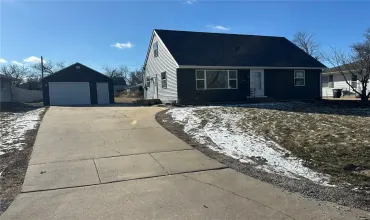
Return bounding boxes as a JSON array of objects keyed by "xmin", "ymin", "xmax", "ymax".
[{"xmin": 154, "ymin": 29, "xmax": 285, "ymax": 38}]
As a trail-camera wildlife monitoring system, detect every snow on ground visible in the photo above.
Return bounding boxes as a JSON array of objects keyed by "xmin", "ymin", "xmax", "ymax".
[
  {"xmin": 0, "ymin": 108, "xmax": 44, "ymax": 156},
  {"xmin": 167, "ymin": 105, "xmax": 332, "ymax": 185}
]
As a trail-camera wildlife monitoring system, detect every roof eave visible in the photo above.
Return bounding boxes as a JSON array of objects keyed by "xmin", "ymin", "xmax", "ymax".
[{"xmin": 178, "ymin": 65, "xmax": 326, "ymax": 70}]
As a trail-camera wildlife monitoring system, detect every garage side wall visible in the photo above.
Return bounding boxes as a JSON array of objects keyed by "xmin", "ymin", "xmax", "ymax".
[{"xmin": 42, "ymin": 64, "xmax": 114, "ymax": 105}]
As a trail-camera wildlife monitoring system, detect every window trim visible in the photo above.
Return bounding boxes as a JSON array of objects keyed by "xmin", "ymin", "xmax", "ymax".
[
  {"xmin": 153, "ymin": 41, "xmax": 158, "ymax": 58},
  {"xmin": 195, "ymin": 70, "xmax": 238, "ymax": 90},
  {"xmin": 161, "ymin": 71, "xmax": 167, "ymax": 89},
  {"xmin": 327, "ymin": 74, "xmax": 334, "ymax": 88},
  {"xmin": 146, "ymin": 77, "xmax": 151, "ymax": 87},
  {"xmin": 294, "ymin": 70, "xmax": 305, "ymax": 86}
]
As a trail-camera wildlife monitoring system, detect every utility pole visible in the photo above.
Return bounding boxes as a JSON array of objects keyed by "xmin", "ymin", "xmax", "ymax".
[
  {"xmin": 41, "ymin": 56, "xmax": 44, "ymax": 92},
  {"xmin": 41, "ymin": 56, "xmax": 44, "ymax": 79}
]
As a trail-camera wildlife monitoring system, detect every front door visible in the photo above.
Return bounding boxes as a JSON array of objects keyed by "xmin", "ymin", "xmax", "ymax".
[{"xmin": 250, "ymin": 69, "xmax": 265, "ymax": 97}]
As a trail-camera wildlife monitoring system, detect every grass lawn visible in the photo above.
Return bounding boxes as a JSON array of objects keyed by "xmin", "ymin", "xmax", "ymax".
[
  {"xmin": 166, "ymin": 102, "xmax": 370, "ymax": 190},
  {"xmin": 0, "ymin": 103, "xmax": 46, "ymax": 215}
]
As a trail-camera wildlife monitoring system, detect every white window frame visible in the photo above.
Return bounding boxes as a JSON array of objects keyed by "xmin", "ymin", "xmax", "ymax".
[
  {"xmin": 195, "ymin": 70, "xmax": 238, "ymax": 90},
  {"xmin": 328, "ymin": 74, "xmax": 334, "ymax": 88},
  {"xmin": 294, "ymin": 70, "xmax": 305, "ymax": 86},
  {"xmin": 161, "ymin": 72, "xmax": 167, "ymax": 89},
  {"xmin": 153, "ymin": 42, "xmax": 158, "ymax": 58},
  {"xmin": 146, "ymin": 77, "xmax": 150, "ymax": 87}
]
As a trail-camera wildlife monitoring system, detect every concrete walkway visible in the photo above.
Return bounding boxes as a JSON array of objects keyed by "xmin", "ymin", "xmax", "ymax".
[{"xmin": 1, "ymin": 106, "xmax": 368, "ymax": 220}]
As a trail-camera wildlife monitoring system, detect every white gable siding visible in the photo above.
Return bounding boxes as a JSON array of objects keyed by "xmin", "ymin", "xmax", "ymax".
[
  {"xmin": 322, "ymin": 73, "xmax": 363, "ymax": 97},
  {"xmin": 144, "ymin": 31, "xmax": 179, "ymax": 103}
]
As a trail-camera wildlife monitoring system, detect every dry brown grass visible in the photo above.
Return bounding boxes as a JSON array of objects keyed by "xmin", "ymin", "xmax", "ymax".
[
  {"xmin": 114, "ymin": 96, "xmax": 141, "ymax": 103},
  {"xmin": 199, "ymin": 102, "xmax": 370, "ymax": 189}
]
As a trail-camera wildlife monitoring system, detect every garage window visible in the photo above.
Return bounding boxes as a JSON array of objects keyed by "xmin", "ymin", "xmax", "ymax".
[
  {"xmin": 161, "ymin": 72, "xmax": 167, "ymax": 89},
  {"xmin": 196, "ymin": 70, "xmax": 238, "ymax": 90},
  {"xmin": 294, "ymin": 70, "xmax": 305, "ymax": 86}
]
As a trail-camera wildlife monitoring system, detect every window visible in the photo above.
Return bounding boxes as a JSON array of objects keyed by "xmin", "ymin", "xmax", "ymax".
[
  {"xmin": 161, "ymin": 72, "xmax": 167, "ymax": 89},
  {"xmin": 196, "ymin": 70, "xmax": 205, "ymax": 89},
  {"xmin": 328, "ymin": 75, "xmax": 334, "ymax": 88},
  {"xmin": 196, "ymin": 70, "xmax": 238, "ymax": 90},
  {"xmin": 146, "ymin": 77, "xmax": 150, "ymax": 87},
  {"xmin": 351, "ymin": 74, "xmax": 357, "ymax": 89},
  {"xmin": 294, "ymin": 70, "xmax": 305, "ymax": 86},
  {"xmin": 153, "ymin": 42, "xmax": 158, "ymax": 57},
  {"xmin": 322, "ymin": 75, "xmax": 328, "ymax": 87}
]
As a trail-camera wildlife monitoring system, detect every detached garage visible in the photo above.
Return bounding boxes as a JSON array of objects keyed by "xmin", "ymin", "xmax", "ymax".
[{"xmin": 42, "ymin": 63, "xmax": 114, "ymax": 106}]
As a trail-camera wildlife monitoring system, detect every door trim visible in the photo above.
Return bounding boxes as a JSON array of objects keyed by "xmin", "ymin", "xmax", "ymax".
[{"xmin": 250, "ymin": 69, "xmax": 265, "ymax": 97}]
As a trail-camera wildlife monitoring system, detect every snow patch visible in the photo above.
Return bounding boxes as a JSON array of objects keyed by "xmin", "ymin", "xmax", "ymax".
[
  {"xmin": 0, "ymin": 108, "xmax": 44, "ymax": 155},
  {"xmin": 167, "ymin": 106, "xmax": 332, "ymax": 186}
]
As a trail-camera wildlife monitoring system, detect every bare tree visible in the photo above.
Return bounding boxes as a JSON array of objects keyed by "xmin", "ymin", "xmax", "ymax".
[
  {"xmin": 128, "ymin": 67, "xmax": 144, "ymax": 85},
  {"xmin": 325, "ymin": 28, "xmax": 370, "ymax": 103},
  {"xmin": 102, "ymin": 65, "xmax": 144, "ymax": 85},
  {"xmin": 0, "ymin": 64, "xmax": 29, "ymax": 84},
  {"xmin": 293, "ymin": 31, "xmax": 321, "ymax": 60},
  {"xmin": 31, "ymin": 61, "xmax": 66, "ymax": 75}
]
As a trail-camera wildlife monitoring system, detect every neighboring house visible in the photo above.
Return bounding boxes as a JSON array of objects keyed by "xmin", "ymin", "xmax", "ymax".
[
  {"xmin": 143, "ymin": 29, "xmax": 326, "ymax": 104},
  {"xmin": 322, "ymin": 63, "xmax": 368, "ymax": 97},
  {"xmin": 113, "ymin": 77, "xmax": 127, "ymax": 93},
  {"xmin": 0, "ymin": 74, "xmax": 20, "ymax": 102},
  {"xmin": 42, "ymin": 63, "xmax": 114, "ymax": 106},
  {"xmin": 123, "ymin": 84, "xmax": 143, "ymax": 93}
]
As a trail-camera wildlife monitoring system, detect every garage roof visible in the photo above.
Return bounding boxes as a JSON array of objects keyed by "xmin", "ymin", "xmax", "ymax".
[{"xmin": 43, "ymin": 63, "xmax": 111, "ymax": 80}]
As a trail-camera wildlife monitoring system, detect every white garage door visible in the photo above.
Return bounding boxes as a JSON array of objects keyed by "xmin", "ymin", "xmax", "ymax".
[
  {"xmin": 49, "ymin": 82, "xmax": 91, "ymax": 106},
  {"xmin": 97, "ymin": 83, "xmax": 110, "ymax": 104}
]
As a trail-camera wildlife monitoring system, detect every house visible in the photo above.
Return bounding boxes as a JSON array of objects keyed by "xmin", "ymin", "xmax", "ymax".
[
  {"xmin": 322, "ymin": 63, "xmax": 368, "ymax": 97},
  {"xmin": 143, "ymin": 29, "xmax": 326, "ymax": 104},
  {"xmin": 123, "ymin": 84, "xmax": 143, "ymax": 93},
  {"xmin": 113, "ymin": 77, "xmax": 127, "ymax": 94},
  {"xmin": 0, "ymin": 74, "xmax": 20, "ymax": 102},
  {"xmin": 42, "ymin": 63, "xmax": 114, "ymax": 106}
]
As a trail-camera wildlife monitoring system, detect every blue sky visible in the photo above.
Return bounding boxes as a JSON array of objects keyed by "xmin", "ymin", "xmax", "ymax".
[{"xmin": 0, "ymin": 0, "xmax": 369, "ymax": 71}]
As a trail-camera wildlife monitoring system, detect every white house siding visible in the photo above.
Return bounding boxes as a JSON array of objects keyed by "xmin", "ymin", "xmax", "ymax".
[
  {"xmin": 0, "ymin": 81, "xmax": 12, "ymax": 102},
  {"xmin": 144, "ymin": 31, "xmax": 179, "ymax": 103},
  {"xmin": 322, "ymin": 73, "xmax": 359, "ymax": 97}
]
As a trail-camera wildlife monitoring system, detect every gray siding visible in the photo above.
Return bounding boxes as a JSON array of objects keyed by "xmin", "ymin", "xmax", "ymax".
[
  {"xmin": 144, "ymin": 31, "xmax": 179, "ymax": 103},
  {"xmin": 177, "ymin": 68, "xmax": 321, "ymax": 104},
  {"xmin": 265, "ymin": 69, "xmax": 321, "ymax": 99},
  {"xmin": 177, "ymin": 69, "xmax": 250, "ymax": 104}
]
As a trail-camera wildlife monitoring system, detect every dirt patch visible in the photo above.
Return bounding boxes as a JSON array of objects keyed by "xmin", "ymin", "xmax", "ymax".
[
  {"xmin": 156, "ymin": 107, "xmax": 370, "ymax": 211},
  {"xmin": 0, "ymin": 107, "xmax": 47, "ymax": 215}
]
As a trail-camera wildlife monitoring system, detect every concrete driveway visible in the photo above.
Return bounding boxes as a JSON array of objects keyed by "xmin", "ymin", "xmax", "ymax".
[{"xmin": 1, "ymin": 106, "xmax": 368, "ymax": 220}]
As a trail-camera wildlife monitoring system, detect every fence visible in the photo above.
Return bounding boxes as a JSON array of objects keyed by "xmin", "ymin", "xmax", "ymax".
[{"xmin": 11, "ymin": 86, "xmax": 43, "ymax": 103}]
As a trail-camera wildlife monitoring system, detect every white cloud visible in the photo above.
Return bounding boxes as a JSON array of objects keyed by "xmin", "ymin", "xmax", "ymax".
[
  {"xmin": 207, "ymin": 25, "xmax": 230, "ymax": 31},
  {"xmin": 12, "ymin": 61, "xmax": 23, "ymax": 66},
  {"xmin": 0, "ymin": 58, "xmax": 7, "ymax": 63},
  {"xmin": 111, "ymin": 42, "xmax": 134, "ymax": 49},
  {"xmin": 186, "ymin": 0, "xmax": 197, "ymax": 4},
  {"xmin": 23, "ymin": 56, "xmax": 42, "ymax": 63}
]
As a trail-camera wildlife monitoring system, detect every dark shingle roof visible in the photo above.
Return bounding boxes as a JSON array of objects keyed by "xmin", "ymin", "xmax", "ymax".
[
  {"xmin": 0, "ymin": 74, "xmax": 20, "ymax": 81},
  {"xmin": 154, "ymin": 29, "xmax": 326, "ymax": 68}
]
